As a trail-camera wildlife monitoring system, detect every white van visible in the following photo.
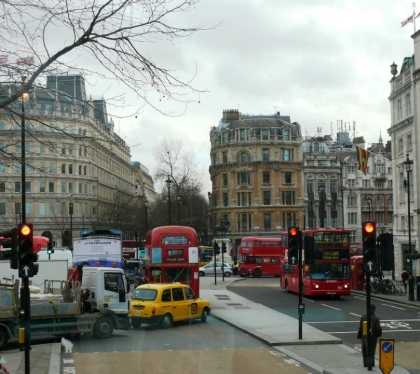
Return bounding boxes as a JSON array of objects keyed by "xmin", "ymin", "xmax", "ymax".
[{"xmin": 37, "ymin": 249, "xmax": 73, "ymax": 268}]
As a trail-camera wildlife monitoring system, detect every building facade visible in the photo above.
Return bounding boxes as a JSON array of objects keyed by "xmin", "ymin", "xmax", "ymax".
[
  {"xmin": 208, "ymin": 109, "xmax": 304, "ymax": 251},
  {"xmin": 0, "ymin": 75, "xmax": 153, "ymax": 247}
]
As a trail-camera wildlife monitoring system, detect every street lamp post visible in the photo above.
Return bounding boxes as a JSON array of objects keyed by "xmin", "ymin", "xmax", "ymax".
[
  {"xmin": 82, "ymin": 214, "xmax": 85, "ymax": 230},
  {"xmin": 176, "ymin": 193, "xmax": 181, "ymax": 225},
  {"xmin": 144, "ymin": 198, "xmax": 149, "ymax": 233},
  {"xmin": 318, "ymin": 186, "xmax": 325, "ymax": 228},
  {"xmin": 20, "ymin": 77, "xmax": 29, "ymax": 224},
  {"xmin": 366, "ymin": 197, "xmax": 372, "ymax": 221},
  {"xmin": 403, "ymin": 154, "xmax": 415, "ymax": 301},
  {"xmin": 165, "ymin": 175, "xmax": 172, "ymax": 225},
  {"xmin": 69, "ymin": 202, "xmax": 74, "ymax": 251}
]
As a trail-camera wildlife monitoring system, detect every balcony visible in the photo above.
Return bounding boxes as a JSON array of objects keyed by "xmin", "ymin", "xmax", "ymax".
[{"xmin": 372, "ymin": 172, "xmax": 387, "ymax": 180}]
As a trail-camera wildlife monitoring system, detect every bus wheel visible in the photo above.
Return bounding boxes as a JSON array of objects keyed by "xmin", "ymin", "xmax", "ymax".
[
  {"xmin": 333, "ymin": 295, "xmax": 341, "ymax": 300},
  {"xmin": 131, "ymin": 319, "xmax": 142, "ymax": 329},
  {"xmin": 285, "ymin": 280, "xmax": 289, "ymax": 292},
  {"xmin": 252, "ymin": 269, "xmax": 262, "ymax": 278},
  {"xmin": 160, "ymin": 313, "xmax": 173, "ymax": 329}
]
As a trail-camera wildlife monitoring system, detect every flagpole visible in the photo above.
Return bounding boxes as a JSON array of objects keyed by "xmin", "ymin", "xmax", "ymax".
[{"xmin": 414, "ymin": 3, "xmax": 417, "ymax": 33}]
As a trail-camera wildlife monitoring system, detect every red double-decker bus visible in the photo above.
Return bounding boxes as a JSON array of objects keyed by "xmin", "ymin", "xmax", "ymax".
[
  {"xmin": 280, "ymin": 228, "xmax": 351, "ymax": 298},
  {"xmin": 237, "ymin": 237, "xmax": 284, "ymax": 278},
  {"xmin": 144, "ymin": 226, "xmax": 200, "ymax": 296},
  {"xmin": 122, "ymin": 240, "xmax": 137, "ymax": 260}
]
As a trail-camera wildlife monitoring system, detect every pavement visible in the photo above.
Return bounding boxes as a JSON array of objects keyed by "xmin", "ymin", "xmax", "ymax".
[{"xmin": 0, "ymin": 279, "xmax": 419, "ymax": 374}]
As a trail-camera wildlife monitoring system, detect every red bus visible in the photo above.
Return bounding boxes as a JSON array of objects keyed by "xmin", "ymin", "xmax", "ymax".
[
  {"xmin": 122, "ymin": 240, "xmax": 137, "ymax": 259},
  {"xmin": 280, "ymin": 228, "xmax": 351, "ymax": 298},
  {"xmin": 0, "ymin": 235, "xmax": 49, "ymax": 253},
  {"xmin": 238, "ymin": 237, "xmax": 283, "ymax": 278},
  {"xmin": 144, "ymin": 226, "xmax": 200, "ymax": 296}
]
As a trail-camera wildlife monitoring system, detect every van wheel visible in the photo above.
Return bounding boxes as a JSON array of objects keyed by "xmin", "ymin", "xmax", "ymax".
[
  {"xmin": 93, "ymin": 316, "xmax": 114, "ymax": 339},
  {"xmin": 201, "ymin": 308, "xmax": 208, "ymax": 323},
  {"xmin": 0, "ymin": 327, "xmax": 8, "ymax": 351},
  {"xmin": 160, "ymin": 313, "xmax": 173, "ymax": 329},
  {"xmin": 252, "ymin": 269, "xmax": 262, "ymax": 278},
  {"xmin": 131, "ymin": 319, "xmax": 142, "ymax": 329}
]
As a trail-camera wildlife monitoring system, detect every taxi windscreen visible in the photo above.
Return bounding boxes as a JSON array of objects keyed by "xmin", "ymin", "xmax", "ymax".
[{"xmin": 133, "ymin": 288, "xmax": 158, "ymax": 301}]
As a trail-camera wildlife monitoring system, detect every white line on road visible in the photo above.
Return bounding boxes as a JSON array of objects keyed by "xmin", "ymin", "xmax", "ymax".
[
  {"xmin": 321, "ymin": 303, "xmax": 340, "ymax": 310},
  {"xmin": 330, "ymin": 329, "xmax": 420, "ymax": 334},
  {"xmin": 381, "ymin": 303, "xmax": 406, "ymax": 310},
  {"xmin": 350, "ymin": 312, "xmax": 361, "ymax": 317}
]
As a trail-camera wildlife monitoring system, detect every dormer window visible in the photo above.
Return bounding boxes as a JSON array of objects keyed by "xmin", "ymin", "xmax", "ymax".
[
  {"xmin": 314, "ymin": 143, "xmax": 319, "ymax": 151},
  {"xmin": 262, "ymin": 129, "xmax": 269, "ymax": 140},
  {"xmin": 284, "ymin": 129, "xmax": 290, "ymax": 141}
]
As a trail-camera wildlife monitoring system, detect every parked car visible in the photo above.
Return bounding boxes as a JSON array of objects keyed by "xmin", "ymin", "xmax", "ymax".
[
  {"xmin": 199, "ymin": 262, "xmax": 232, "ymax": 277},
  {"xmin": 129, "ymin": 283, "xmax": 211, "ymax": 329}
]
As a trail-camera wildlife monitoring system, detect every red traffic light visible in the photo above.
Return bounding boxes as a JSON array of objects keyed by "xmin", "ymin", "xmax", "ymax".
[
  {"xmin": 363, "ymin": 222, "xmax": 376, "ymax": 235},
  {"xmin": 289, "ymin": 227, "xmax": 299, "ymax": 237}
]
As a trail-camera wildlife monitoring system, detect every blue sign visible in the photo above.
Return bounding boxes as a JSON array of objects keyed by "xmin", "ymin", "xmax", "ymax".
[
  {"xmin": 19, "ymin": 264, "xmax": 33, "ymax": 278},
  {"xmin": 381, "ymin": 341, "xmax": 393, "ymax": 353},
  {"xmin": 364, "ymin": 260, "xmax": 377, "ymax": 273}
]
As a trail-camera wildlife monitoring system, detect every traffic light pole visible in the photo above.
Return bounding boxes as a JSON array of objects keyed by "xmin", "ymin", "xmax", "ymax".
[
  {"xmin": 298, "ymin": 230, "xmax": 303, "ymax": 340},
  {"xmin": 221, "ymin": 237, "xmax": 224, "ymax": 282}
]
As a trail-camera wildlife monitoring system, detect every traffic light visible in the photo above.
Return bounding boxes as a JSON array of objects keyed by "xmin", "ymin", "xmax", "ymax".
[
  {"xmin": 47, "ymin": 240, "xmax": 54, "ymax": 255},
  {"xmin": 362, "ymin": 221, "xmax": 377, "ymax": 272},
  {"xmin": 288, "ymin": 227, "xmax": 299, "ymax": 265},
  {"xmin": 18, "ymin": 223, "xmax": 38, "ymax": 277},
  {"xmin": 0, "ymin": 228, "xmax": 19, "ymax": 269},
  {"xmin": 213, "ymin": 242, "xmax": 220, "ymax": 255},
  {"xmin": 304, "ymin": 235, "xmax": 315, "ymax": 265},
  {"xmin": 222, "ymin": 241, "xmax": 227, "ymax": 253}
]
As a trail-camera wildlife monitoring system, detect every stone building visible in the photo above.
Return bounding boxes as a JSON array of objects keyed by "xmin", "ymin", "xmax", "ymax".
[
  {"xmin": 208, "ymin": 109, "xmax": 304, "ymax": 251},
  {"xmin": 0, "ymin": 75, "xmax": 153, "ymax": 247}
]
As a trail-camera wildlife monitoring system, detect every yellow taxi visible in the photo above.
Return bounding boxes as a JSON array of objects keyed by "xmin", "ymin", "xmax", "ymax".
[{"xmin": 129, "ymin": 283, "xmax": 211, "ymax": 329}]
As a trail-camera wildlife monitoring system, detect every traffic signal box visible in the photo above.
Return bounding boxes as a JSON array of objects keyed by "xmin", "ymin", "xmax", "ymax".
[
  {"xmin": 0, "ymin": 227, "xmax": 19, "ymax": 269},
  {"xmin": 288, "ymin": 227, "xmax": 299, "ymax": 265},
  {"xmin": 304, "ymin": 235, "xmax": 315, "ymax": 265},
  {"xmin": 18, "ymin": 223, "xmax": 38, "ymax": 277},
  {"xmin": 362, "ymin": 221, "xmax": 377, "ymax": 272},
  {"xmin": 222, "ymin": 241, "xmax": 227, "ymax": 253},
  {"xmin": 213, "ymin": 242, "xmax": 220, "ymax": 255},
  {"xmin": 47, "ymin": 240, "xmax": 54, "ymax": 254}
]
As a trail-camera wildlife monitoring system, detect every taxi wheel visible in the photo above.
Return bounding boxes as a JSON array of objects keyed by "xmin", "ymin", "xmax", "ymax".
[
  {"xmin": 201, "ymin": 308, "xmax": 209, "ymax": 323},
  {"xmin": 199, "ymin": 271, "xmax": 205, "ymax": 277},
  {"xmin": 131, "ymin": 319, "xmax": 142, "ymax": 329},
  {"xmin": 160, "ymin": 313, "xmax": 173, "ymax": 329}
]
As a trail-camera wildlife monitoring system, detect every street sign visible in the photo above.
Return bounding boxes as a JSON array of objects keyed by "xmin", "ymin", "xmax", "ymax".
[
  {"xmin": 19, "ymin": 264, "xmax": 33, "ymax": 278},
  {"xmin": 364, "ymin": 260, "xmax": 377, "ymax": 273},
  {"xmin": 379, "ymin": 339, "xmax": 394, "ymax": 374}
]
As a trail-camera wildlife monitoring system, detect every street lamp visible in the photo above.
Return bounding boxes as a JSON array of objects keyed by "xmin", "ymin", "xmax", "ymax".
[
  {"xmin": 82, "ymin": 214, "xmax": 85, "ymax": 230},
  {"xmin": 165, "ymin": 175, "xmax": 172, "ymax": 225},
  {"xmin": 366, "ymin": 197, "xmax": 372, "ymax": 221},
  {"xmin": 144, "ymin": 198, "xmax": 149, "ymax": 234},
  {"xmin": 69, "ymin": 201, "xmax": 74, "ymax": 250},
  {"xmin": 20, "ymin": 76, "xmax": 29, "ymax": 223},
  {"xmin": 318, "ymin": 186, "xmax": 326, "ymax": 228},
  {"xmin": 176, "ymin": 193, "xmax": 181, "ymax": 225},
  {"xmin": 403, "ymin": 154, "xmax": 415, "ymax": 301}
]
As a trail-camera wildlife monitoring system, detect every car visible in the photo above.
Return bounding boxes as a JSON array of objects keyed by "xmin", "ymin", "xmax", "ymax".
[
  {"xmin": 129, "ymin": 283, "xmax": 211, "ymax": 329},
  {"xmin": 199, "ymin": 262, "xmax": 232, "ymax": 277}
]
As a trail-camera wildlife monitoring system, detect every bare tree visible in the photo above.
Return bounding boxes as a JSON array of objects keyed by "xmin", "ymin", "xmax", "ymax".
[{"xmin": 0, "ymin": 0, "xmax": 210, "ymax": 111}]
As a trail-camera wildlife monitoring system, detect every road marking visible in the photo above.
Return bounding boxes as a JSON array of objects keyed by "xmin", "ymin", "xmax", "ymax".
[
  {"xmin": 321, "ymin": 303, "xmax": 340, "ymax": 310},
  {"xmin": 330, "ymin": 329, "xmax": 420, "ymax": 334},
  {"xmin": 381, "ymin": 303, "xmax": 406, "ymax": 310},
  {"xmin": 350, "ymin": 312, "xmax": 361, "ymax": 317}
]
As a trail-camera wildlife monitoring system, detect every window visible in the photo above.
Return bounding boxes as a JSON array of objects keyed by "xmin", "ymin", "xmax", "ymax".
[
  {"xmin": 398, "ymin": 138, "xmax": 403, "ymax": 153},
  {"xmin": 330, "ymin": 181, "xmax": 337, "ymax": 194},
  {"xmin": 398, "ymin": 99, "xmax": 402, "ymax": 119},
  {"xmin": 348, "ymin": 179, "xmax": 355, "ymax": 188},
  {"xmin": 79, "ymin": 183, "xmax": 83, "ymax": 194},
  {"xmin": 283, "ymin": 149, "xmax": 293, "ymax": 161},
  {"xmin": 262, "ymin": 129, "xmax": 269, "ymax": 140},
  {"xmin": 222, "ymin": 174, "xmax": 228, "ymax": 186},
  {"xmin": 69, "ymin": 183, "xmax": 74, "ymax": 194},
  {"xmin": 362, "ymin": 180, "xmax": 370, "ymax": 188},
  {"xmin": 284, "ymin": 172, "xmax": 292, "ymax": 184},
  {"xmin": 222, "ymin": 151, "xmax": 227, "ymax": 164},
  {"xmin": 348, "ymin": 196, "xmax": 357, "ymax": 207},
  {"xmin": 61, "ymin": 203, "xmax": 67, "ymax": 215},
  {"xmin": 79, "ymin": 165, "xmax": 82, "ymax": 175},
  {"xmin": 283, "ymin": 129, "xmax": 290, "ymax": 141},
  {"xmin": 15, "ymin": 202, "xmax": 21, "ymax": 215},
  {"xmin": 237, "ymin": 172, "xmax": 250, "ymax": 185},
  {"xmin": 0, "ymin": 163, "xmax": 5, "ymax": 173},
  {"xmin": 39, "ymin": 202, "xmax": 46, "ymax": 216},
  {"xmin": 0, "ymin": 202, "xmax": 5, "ymax": 215},
  {"xmin": 79, "ymin": 147, "xmax": 82, "ymax": 156},
  {"xmin": 282, "ymin": 191, "xmax": 294, "ymax": 205},
  {"xmin": 69, "ymin": 164, "xmax": 73, "ymax": 174},
  {"xmin": 61, "ymin": 182, "xmax": 66, "ymax": 193},
  {"xmin": 62, "ymin": 146, "xmax": 66, "ymax": 155},
  {"xmin": 223, "ymin": 193, "xmax": 228, "ymax": 207},
  {"xmin": 40, "ymin": 162, "xmax": 46, "ymax": 172},
  {"xmin": 0, "ymin": 181, "xmax": 4, "ymax": 192},
  {"xmin": 40, "ymin": 144, "xmax": 45, "ymax": 153},
  {"xmin": 15, "ymin": 143, "xmax": 21, "ymax": 153},
  {"xmin": 49, "ymin": 182, "xmax": 54, "ymax": 193},
  {"xmin": 238, "ymin": 152, "xmax": 250, "ymax": 162},
  {"xmin": 68, "ymin": 146, "xmax": 73, "ymax": 156},
  {"xmin": 48, "ymin": 145, "xmax": 54, "ymax": 154},
  {"xmin": 222, "ymin": 132, "xmax": 228, "ymax": 144},
  {"xmin": 407, "ymin": 93, "xmax": 411, "ymax": 114},
  {"xmin": 61, "ymin": 164, "xmax": 66, "ymax": 173},
  {"xmin": 264, "ymin": 213, "xmax": 271, "ymax": 230},
  {"xmin": 238, "ymin": 192, "xmax": 250, "ymax": 207},
  {"xmin": 40, "ymin": 182, "xmax": 46, "ymax": 193},
  {"xmin": 84, "ymin": 184, "xmax": 88, "ymax": 194},
  {"xmin": 307, "ymin": 180, "xmax": 314, "ymax": 194},
  {"xmin": 15, "ymin": 162, "xmax": 21, "ymax": 173},
  {"xmin": 347, "ymin": 165, "xmax": 355, "ymax": 173},
  {"xmin": 84, "ymin": 166, "xmax": 87, "ymax": 175},
  {"xmin": 262, "ymin": 171, "xmax": 270, "ymax": 184},
  {"xmin": 48, "ymin": 163, "xmax": 54, "ymax": 173},
  {"xmin": 25, "ymin": 182, "xmax": 31, "ymax": 192},
  {"xmin": 49, "ymin": 202, "xmax": 54, "ymax": 215},
  {"xmin": 348, "ymin": 212, "xmax": 357, "ymax": 225},
  {"xmin": 15, "ymin": 182, "xmax": 21, "ymax": 192},
  {"xmin": 407, "ymin": 134, "xmax": 412, "ymax": 150},
  {"xmin": 262, "ymin": 149, "xmax": 269, "ymax": 161},
  {"xmin": 25, "ymin": 203, "xmax": 31, "ymax": 215},
  {"xmin": 263, "ymin": 191, "xmax": 270, "ymax": 205},
  {"xmin": 237, "ymin": 213, "xmax": 251, "ymax": 230},
  {"xmin": 239, "ymin": 129, "xmax": 246, "ymax": 141}
]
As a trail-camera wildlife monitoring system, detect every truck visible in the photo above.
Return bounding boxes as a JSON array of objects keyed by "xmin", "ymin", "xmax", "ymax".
[{"xmin": 0, "ymin": 265, "xmax": 131, "ymax": 350}]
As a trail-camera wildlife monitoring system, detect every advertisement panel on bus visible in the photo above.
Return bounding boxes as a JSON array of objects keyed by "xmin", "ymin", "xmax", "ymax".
[{"xmin": 73, "ymin": 237, "xmax": 123, "ymax": 268}]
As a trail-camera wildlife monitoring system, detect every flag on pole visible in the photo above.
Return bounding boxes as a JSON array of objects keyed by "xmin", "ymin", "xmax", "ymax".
[
  {"xmin": 0, "ymin": 55, "xmax": 8, "ymax": 63},
  {"xmin": 402, "ymin": 14, "xmax": 414, "ymax": 26},
  {"xmin": 356, "ymin": 146, "xmax": 370, "ymax": 175},
  {"xmin": 17, "ymin": 56, "xmax": 34, "ymax": 65}
]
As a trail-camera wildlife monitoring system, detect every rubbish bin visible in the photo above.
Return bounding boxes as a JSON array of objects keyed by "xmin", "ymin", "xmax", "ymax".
[{"xmin": 417, "ymin": 277, "xmax": 420, "ymax": 301}]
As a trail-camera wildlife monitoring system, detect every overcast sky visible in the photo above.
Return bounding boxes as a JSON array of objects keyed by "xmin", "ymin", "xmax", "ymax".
[{"xmin": 85, "ymin": 0, "xmax": 418, "ymax": 194}]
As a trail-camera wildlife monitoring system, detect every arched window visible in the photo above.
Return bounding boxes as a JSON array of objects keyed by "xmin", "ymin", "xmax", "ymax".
[{"xmin": 237, "ymin": 152, "xmax": 250, "ymax": 162}]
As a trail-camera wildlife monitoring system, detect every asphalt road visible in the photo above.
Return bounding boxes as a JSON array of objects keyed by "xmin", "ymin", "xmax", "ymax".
[{"xmin": 226, "ymin": 277, "xmax": 420, "ymax": 346}]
